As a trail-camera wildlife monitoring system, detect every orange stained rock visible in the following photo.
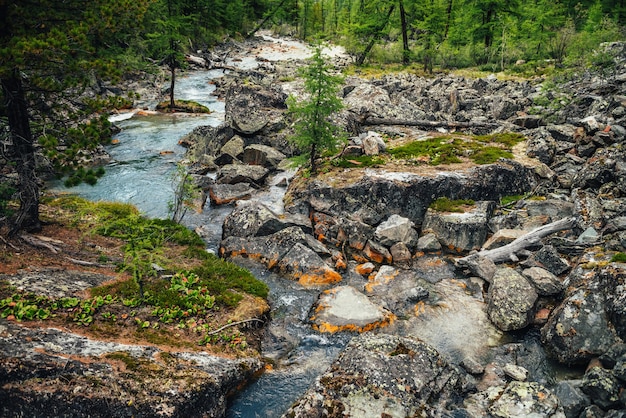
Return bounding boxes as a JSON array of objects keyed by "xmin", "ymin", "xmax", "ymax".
[
  {"xmin": 414, "ymin": 301, "xmax": 427, "ymax": 316},
  {"xmin": 334, "ymin": 257, "xmax": 347, "ymax": 271},
  {"xmin": 352, "ymin": 254, "xmax": 369, "ymax": 264},
  {"xmin": 111, "ymin": 139, "xmax": 120, "ymax": 144},
  {"xmin": 295, "ymin": 268, "xmax": 342, "ymax": 287},
  {"xmin": 311, "ymin": 313, "xmax": 396, "ymax": 334},
  {"xmin": 364, "ymin": 268, "xmax": 398, "ymax": 293},
  {"xmin": 355, "ymin": 263, "xmax": 375, "ymax": 276}
]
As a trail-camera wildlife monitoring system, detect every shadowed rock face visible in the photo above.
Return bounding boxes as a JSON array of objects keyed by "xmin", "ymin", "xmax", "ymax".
[
  {"xmin": 286, "ymin": 159, "xmax": 536, "ymax": 227},
  {"xmin": 283, "ymin": 334, "xmax": 473, "ymax": 418},
  {"xmin": 0, "ymin": 321, "xmax": 262, "ymax": 418}
]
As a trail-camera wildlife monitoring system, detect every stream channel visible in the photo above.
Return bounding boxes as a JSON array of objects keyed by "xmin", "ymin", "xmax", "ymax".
[{"xmin": 51, "ymin": 36, "xmax": 352, "ymax": 417}]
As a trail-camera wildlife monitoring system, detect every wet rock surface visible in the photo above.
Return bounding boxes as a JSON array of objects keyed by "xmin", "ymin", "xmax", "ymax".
[{"xmin": 3, "ymin": 36, "xmax": 626, "ymax": 417}]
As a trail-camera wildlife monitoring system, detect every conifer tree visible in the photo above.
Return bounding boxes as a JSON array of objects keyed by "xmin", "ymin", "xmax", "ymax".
[
  {"xmin": 287, "ymin": 45, "xmax": 345, "ymax": 174},
  {"xmin": 0, "ymin": 0, "xmax": 150, "ymax": 235}
]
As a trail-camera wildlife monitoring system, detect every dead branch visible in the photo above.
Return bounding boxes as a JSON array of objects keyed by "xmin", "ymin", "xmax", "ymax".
[
  {"xmin": 457, "ymin": 216, "xmax": 578, "ymax": 265},
  {"xmin": 19, "ymin": 233, "xmax": 62, "ymax": 254},
  {"xmin": 65, "ymin": 257, "xmax": 109, "ymax": 268},
  {"xmin": 207, "ymin": 318, "xmax": 265, "ymax": 336},
  {"xmin": 0, "ymin": 235, "xmax": 20, "ymax": 251},
  {"xmin": 362, "ymin": 116, "xmax": 499, "ymax": 130}
]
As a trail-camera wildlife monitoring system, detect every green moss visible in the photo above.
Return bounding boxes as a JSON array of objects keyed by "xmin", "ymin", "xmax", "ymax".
[
  {"xmin": 388, "ymin": 133, "xmax": 524, "ymax": 166},
  {"xmin": 429, "ymin": 197, "xmax": 475, "ymax": 213},
  {"xmin": 156, "ymin": 99, "xmax": 211, "ymax": 113},
  {"xmin": 470, "ymin": 146, "xmax": 513, "ymax": 164},
  {"xmin": 500, "ymin": 194, "xmax": 525, "ymax": 206},
  {"xmin": 388, "ymin": 137, "xmax": 463, "ymax": 165},
  {"xmin": 331, "ymin": 155, "xmax": 386, "ymax": 168},
  {"xmin": 611, "ymin": 252, "xmax": 626, "ymax": 263},
  {"xmin": 105, "ymin": 352, "xmax": 141, "ymax": 371}
]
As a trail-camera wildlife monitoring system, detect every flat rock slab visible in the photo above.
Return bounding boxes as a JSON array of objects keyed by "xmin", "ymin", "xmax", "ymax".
[
  {"xmin": 0, "ymin": 321, "xmax": 262, "ymax": 417},
  {"xmin": 0, "ymin": 269, "xmax": 115, "ymax": 299},
  {"xmin": 310, "ymin": 286, "xmax": 395, "ymax": 333}
]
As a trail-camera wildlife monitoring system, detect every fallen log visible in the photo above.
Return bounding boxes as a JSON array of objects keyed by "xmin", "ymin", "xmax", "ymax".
[
  {"xmin": 457, "ymin": 216, "xmax": 578, "ymax": 266},
  {"xmin": 362, "ymin": 116, "xmax": 499, "ymax": 130}
]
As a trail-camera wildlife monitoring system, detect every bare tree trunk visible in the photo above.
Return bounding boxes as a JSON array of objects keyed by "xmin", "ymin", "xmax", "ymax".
[
  {"xmin": 356, "ymin": 5, "xmax": 395, "ymax": 66},
  {"xmin": 444, "ymin": 0, "xmax": 453, "ymax": 39},
  {"xmin": 1, "ymin": 72, "xmax": 41, "ymax": 236},
  {"xmin": 399, "ymin": 0, "xmax": 410, "ymax": 65},
  {"xmin": 246, "ymin": 0, "xmax": 289, "ymax": 38},
  {"xmin": 169, "ymin": 62, "xmax": 176, "ymax": 111}
]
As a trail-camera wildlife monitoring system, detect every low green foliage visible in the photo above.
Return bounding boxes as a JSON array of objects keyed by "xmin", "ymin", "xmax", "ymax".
[
  {"xmin": 611, "ymin": 253, "xmax": 626, "ymax": 263},
  {"xmin": 0, "ymin": 182, "xmax": 16, "ymax": 218},
  {"xmin": 7, "ymin": 196, "xmax": 267, "ymax": 350},
  {"xmin": 388, "ymin": 137, "xmax": 463, "ymax": 165},
  {"xmin": 388, "ymin": 133, "xmax": 524, "ymax": 165},
  {"xmin": 330, "ymin": 155, "xmax": 386, "ymax": 168},
  {"xmin": 500, "ymin": 194, "xmax": 525, "ymax": 207},
  {"xmin": 429, "ymin": 197, "xmax": 475, "ymax": 213}
]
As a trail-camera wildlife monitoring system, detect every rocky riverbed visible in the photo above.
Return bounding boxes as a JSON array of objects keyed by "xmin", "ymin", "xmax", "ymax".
[{"xmin": 2, "ymin": 34, "xmax": 626, "ymax": 417}]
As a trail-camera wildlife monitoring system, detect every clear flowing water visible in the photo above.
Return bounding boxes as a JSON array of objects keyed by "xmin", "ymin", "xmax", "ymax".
[{"xmin": 49, "ymin": 38, "xmax": 352, "ymax": 417}]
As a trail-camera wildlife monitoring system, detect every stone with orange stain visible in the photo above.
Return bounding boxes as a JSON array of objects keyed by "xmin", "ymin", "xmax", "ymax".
[
  {"xmin": 364, "ymin": 240, "xmax": 392, "ymax": 264},
  {"xmin": 355, "ymin": 262, "xmax": 376, "ymax": 276},
  {"xmin": 365, "ymin": 265, "xmax": 398, "ymax": 293},
  {"xmin": 208, "ymin": 183, "xmax": 254, "ymax": 206},
  {"xmin": 310, "ymin": 286, "xmax": 395, "ymax": 333},
  {"xmin": 278, "ymin": 243, "xmax": 342, "ymax": 287}
]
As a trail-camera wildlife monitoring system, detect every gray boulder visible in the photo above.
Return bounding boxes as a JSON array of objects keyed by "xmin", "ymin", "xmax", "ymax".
[
  {"xmin": 486, "ymin": 382, "xmax": 564, "ymax": 418},
  {"xmin": 222, "ymin": 201, "xmax": 309, "ymax": 238},
  {"xmin": 309, "ymin": 286, "xmax": 394, "ymax": 333},
  {"xmin": 277, "ymin": 243, "xmax": 342, "ymax": 287},
  {"xmin": 522, "ymin": 266, "xmax": 564, "ymax": 296},
  {"xmin": 541, "ymin": 265, "xmax": 621, "ymax": 364},
  {"xmin": 422, "ymin": 201, "xmax": 496, "ymax": 252},
  {"xmin": 373, "ymin": 214, "xmax": 419, "ymax": 249},
  {"xmin": 283, "ymin": 334, "xmax": 472, "ymax": 417},
  {"xmin": 208, "ymin": 183, "xmax": 254, "ymax": 205},
  {"xmin": 242, "ymin": 144, "xmax": 286, "ymax": 169},
  {"xmin": 216, "ymin": 163, "xmax": 269, "ymax": 186},
  {"xmin": 487, "ymin": 267, "xmax": 538, "ymax": 331},
  {"xmin": 225, "ymin": 83, "xmax": 286, "ymax": 135}
]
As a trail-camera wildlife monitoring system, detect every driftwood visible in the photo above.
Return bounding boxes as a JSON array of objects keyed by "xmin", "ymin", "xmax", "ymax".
[
  {"xmin": 458, "ymin": 216, "xmax": 578, "ymax": 266},
  {"xmin": 362, "ymin": 116, "xmax": 499, "ymax": 130},
  {"xmin": 19, "ymin": 234, "xmax": 63, "ymax": 254},
  {"xmin": 207, "ymin": 318, "xmax": 265, "ymax": 336}
]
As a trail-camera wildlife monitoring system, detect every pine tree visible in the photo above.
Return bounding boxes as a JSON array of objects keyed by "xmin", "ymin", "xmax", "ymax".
[
  {"xmin": 287, "ymin": 45, "xmax": 345, "ymax": 174},
  {"xmin": 0, "ymin": 0, "xmax": 150, "ymax": 235}
]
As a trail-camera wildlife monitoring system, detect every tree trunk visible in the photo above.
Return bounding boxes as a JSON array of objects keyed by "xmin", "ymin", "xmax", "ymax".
[
  {"xmin": 169, "ymin": 61, "xmax": 176, "ymax": 111},
  {"xmin": 1, "ymin": 73, "xmax": 41, "ymax": 236},
  {"xmin": 356, "ymin": 5, "xmax": 395, "ymax": 66},
  {"xmin": 457, "ymin": 217, "xmax": 578, "ymax": 265},
  {"xmin": 444, "ymin": 0, "xmax": 453, "ymax": 39},
  {"xmin": 399, "ymin": 0, "xmax": 410, "ymax": 65},
  {"xmin": 246, "ymin": 0, "xmax": 288, "ymax": 38},
  {"xmin": 310, "ymin": 142, "xmax": 317, "ymax": 174}
]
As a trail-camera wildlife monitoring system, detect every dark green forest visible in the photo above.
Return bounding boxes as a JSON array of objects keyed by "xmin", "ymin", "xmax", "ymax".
[{"xmin": 0, "ymin": 0, "xmax": 624, "ymax": 234}]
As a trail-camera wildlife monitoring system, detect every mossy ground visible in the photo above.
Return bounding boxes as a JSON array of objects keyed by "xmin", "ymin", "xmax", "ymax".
[{"xmin": 0, "ymin": 195, "xmax": 268, "ymax": 356}]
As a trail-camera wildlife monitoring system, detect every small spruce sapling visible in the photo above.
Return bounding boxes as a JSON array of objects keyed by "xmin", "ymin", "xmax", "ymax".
[{"xmin": 287, "ymin": 44, "xmax": 346, "ymax": 174}]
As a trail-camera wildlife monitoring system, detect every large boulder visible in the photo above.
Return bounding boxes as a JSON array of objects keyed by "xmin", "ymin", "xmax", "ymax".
[
  {"xmin": 225, "ymin": 83, "xmax": 287, "ymax": 135},
  {"xmin": 283, "ymin": 334, "xmax": 472, "ymax": 417},
  {"xmin": 242, "ymin": 144, "xmax": 286, "ymax": 169},
  {"xmin": 0, "ymin": 321, "xmax": 262, "ymax": 418},
  {"xmin": 309, "ymin": 286, "xmax": 395, "ymax": 333},
  {"xmin": 541, "ymin": 259, "xmax": 623, "ymax": 364},
  {"xmin": 216, "ymin": 163, "xmax": 269, "ymax": 186},
  {"xmin": 487, "ymin": 267, "xmax": 538, "ymax": 331},
  {"xmin": 286, "ymin": 160, "xmax": 536, "ymax": 227},
  {"xmin": 373, "ymin": 214, "xmax": 419, "ymax": 249},
  {"xmin": 222, "ymin": 201, "xmax": 310, "ymax": 238},
  {"xmin": 422, "ymin": 201, "xmax": 496, "ymax": 252}
]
